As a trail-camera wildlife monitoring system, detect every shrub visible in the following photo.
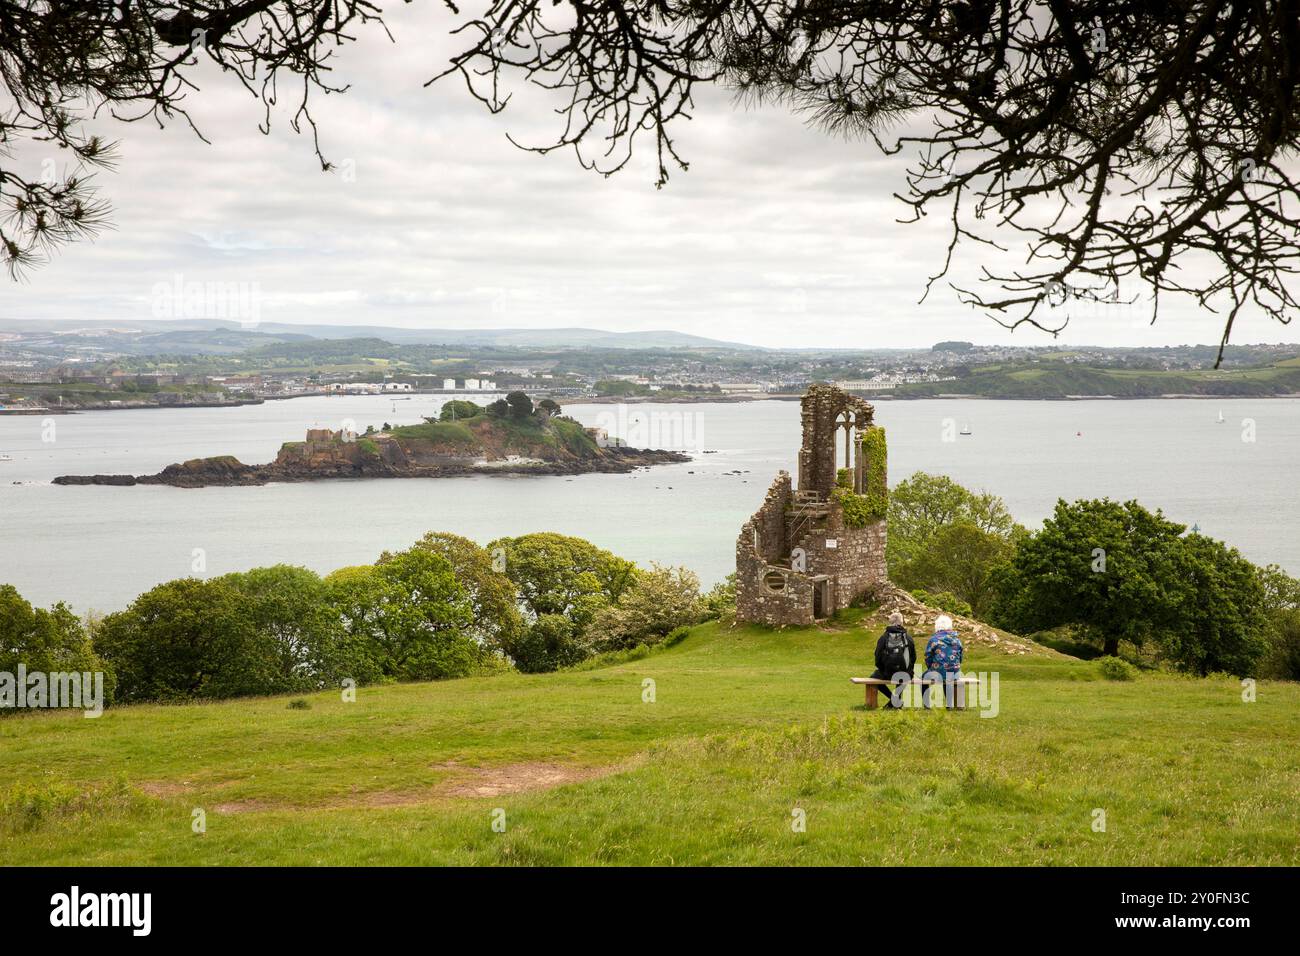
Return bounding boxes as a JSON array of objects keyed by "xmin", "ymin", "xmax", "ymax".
[
  {"xmin": 94, "ymin": 578, "xmax": 271, "ymax": 703},
  {"xmin": 0, "ymin": 584, "xmax": 114, "ymax": 712},
  {"xmin": 830, "ymin": 428, "xmax": 888, "ymax": 529},
  {"xmin": 908, "ymin": 588, "xmax": 973, "ymax": 619},
  {"xmin": 438, "ymin": 400, "xmax": 483, "ymax": 421},
  {"xmin": 1097, "ymin": 656, "xmax": 1138, "ymax": 681},
  {"xmin": 510, "ymin": 614, "xmax": 591, "ymax": 673},
  {"xmin": 1262, "ymin": 609, "xmax": 1300, "ymax": 680},
  {"xmin": 663, "ymin": 625, "xmax": 692, "ymax": 647},
  {"xmin": 585, "ymin": 564, "xmax": 705, "ymax": 652},
  {"xmin": 703, "ymin": 574, "xmax": 736, "ymax": 620},
  {"xmin": 287, "ymin": 698, "xmax": 310, "ymax": 710}
]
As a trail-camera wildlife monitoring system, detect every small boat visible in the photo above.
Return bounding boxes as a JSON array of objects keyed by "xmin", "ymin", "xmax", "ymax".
[
  {"xmin": 1217, "ymin": 409, "xmax": 1225, "ymax": 423},
  {"xmin": 0, "ymin": 454, "xmax": 12, "ymax": 462},
  {"xmin": 959, "ymin": 424, "xmax": 972, "ymax": 436}
]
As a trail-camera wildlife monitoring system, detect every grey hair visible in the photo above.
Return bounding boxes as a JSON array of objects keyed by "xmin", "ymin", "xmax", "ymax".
[
  {"xmin": 888, "ymin": 611, "xmax": 904, "ymax": 626},
  {"xmin": 935, "ymin": 614, "xmax": 954, "ymax": 631}
]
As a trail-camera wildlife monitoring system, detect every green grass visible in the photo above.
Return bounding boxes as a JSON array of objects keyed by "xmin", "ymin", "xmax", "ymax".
[
  {"xmin": 900, "ymin": 359, "xmax": 1300, "ymax": 398},
  {"xmin": 2, "ymin": 614, "xmax": 1296, "ymax": 865},
  {"xmin": 387, "ymin": 420, "xmax": 477, "ymax": 445}
]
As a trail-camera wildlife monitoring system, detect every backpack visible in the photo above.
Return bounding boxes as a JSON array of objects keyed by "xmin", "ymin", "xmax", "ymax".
[{"xmin": 878, "ymin": 626, "xmax": 912, "ymax": 674}]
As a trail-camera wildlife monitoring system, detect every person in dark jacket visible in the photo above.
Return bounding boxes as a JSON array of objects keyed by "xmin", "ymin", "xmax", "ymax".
[{"xmin": 871, "ymin": 611, "xmax": 917, "ymax": 709}]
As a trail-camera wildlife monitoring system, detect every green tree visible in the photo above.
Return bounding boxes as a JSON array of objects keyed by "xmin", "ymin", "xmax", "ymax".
[
  {"xmin": 94, "ymin": 578, "xmax": 271, "ymax": 703},
  {"xmin": 994, "ymin": 499, "xmax": 1187, "ymax": 657},
  {"xmin": 886, "ymin": 472, "xmax": 1020, "ymax": 571},
  {"xmin": 325, "ymin": 548, "xmax": 479, "ymax": 682},
  {"xmin": 1163, "ymin": 535, "xmax": 1270, "ymax": 677},
  {"xmin": 0, "ymin": 584, "xmax": 113, "ymax": 708},
  {"xmin": 1265, "ymin": 611, "xmax": 1300, "ymax": 681},
  {"xmin": 215, "ymin": 565, "xmax": 343, "ymax": 691},
  {"xmin": 537, "ymin": 398, "xmax": 562, "ymax": 417},
  {"xmin": 505, "ymin": 391, "xmax": 534, "ymax": 419},
  {"xmin": 1255, "ymin": 563, "xmax": 1300, "ymax": 680},
  {"xmin": 381, "ymin": 532, "xmax": 522, "ymax": 656},
  {"xmin": 893, "ymin": 520, "xmax": 1015, "ymax": 619},
  {"xmin": 1256, "ymin": 563, "xmax": 1300, "ymax": 617},
  {"xmin": 438, "ymin": 400, "xmax": 482, "ymax": 422},
  {"xmin": 319, "ymin": 566, "xmax": 394, "ymax": 686},
  {"xmin": 486, "ymin": 398, "xmax": 510, "ymax": 418},
  {"xmin": 488, "ymin": 533, "xmax": 636, "ymax": 630}
]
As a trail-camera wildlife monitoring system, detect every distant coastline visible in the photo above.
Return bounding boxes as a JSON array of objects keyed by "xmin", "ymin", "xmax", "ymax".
[{"xmin": 13, "ymin": 390, "xmax": 1300, "ymax": 417}]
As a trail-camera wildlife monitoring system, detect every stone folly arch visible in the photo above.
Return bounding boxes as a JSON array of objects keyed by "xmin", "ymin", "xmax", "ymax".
[
  {"xmin": 797, "ymin": 387, "xmax": 876, "ymax": 496},
  {"xmin": 736, "ymin": 384, "xmax": 888, "ymax": 627}
]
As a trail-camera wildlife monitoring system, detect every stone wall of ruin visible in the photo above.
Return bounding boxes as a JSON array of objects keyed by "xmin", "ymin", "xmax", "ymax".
[
  {"xmin": 736, "ymin": 472, "xmax": 815, "ymax": 626},
  {"xmin": 796, "ymin": 383, "xmax": 874, "ymax": 495}
]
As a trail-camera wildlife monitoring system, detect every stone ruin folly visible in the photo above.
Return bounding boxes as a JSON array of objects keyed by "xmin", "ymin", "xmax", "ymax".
[{"xmin": 735, "ymin": 383, "xmax": 888, "ymax": 626}]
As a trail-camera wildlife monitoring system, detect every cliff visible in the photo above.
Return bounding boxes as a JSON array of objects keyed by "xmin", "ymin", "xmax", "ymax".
[{"xmin": 53, "ymin": 415, "xmax": 689, "ymax": 488}]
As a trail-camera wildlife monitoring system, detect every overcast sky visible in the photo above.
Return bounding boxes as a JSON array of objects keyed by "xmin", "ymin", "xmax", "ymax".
[{"xmin": 1, "ymin": 4, "xmax": 1292, "ymax": 350}]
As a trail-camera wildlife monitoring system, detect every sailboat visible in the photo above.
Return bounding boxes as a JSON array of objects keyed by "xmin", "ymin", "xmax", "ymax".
[
  {"xmin": 1217, "ymin": 409, "xmax": 1225, "ymax": 424},
  {"xmin": 959, "ymin": 423, "xmax": 972, "ymax": 436}
]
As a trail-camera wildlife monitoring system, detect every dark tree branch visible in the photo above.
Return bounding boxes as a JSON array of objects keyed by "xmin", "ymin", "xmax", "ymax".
[{"xmin": 434, "ymin": 1, "xmax": 1300, "ymax": 364}]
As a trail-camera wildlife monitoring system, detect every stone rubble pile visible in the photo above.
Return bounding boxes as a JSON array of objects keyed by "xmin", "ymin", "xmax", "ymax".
[{"xmin": 871, "ymin": 583, "xmax": 1048, "ymax": 657}]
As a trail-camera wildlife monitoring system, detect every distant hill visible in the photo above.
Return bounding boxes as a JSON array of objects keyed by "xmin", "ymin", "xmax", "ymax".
[
  {"xmin": 0, "ymin": 318, "xmax": 759, "ymax": 352},
  {"xmin": 897, "ymin": 360, "xmax": 1300, "ymax": 398}
]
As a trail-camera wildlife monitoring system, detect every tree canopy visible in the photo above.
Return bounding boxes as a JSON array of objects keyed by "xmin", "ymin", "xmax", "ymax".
[
  {"xmin": 0, "ymin": 584, "xmax": 110, "ymax": 701},
  {"xmin": 887, "ymin": 471, "xmax": 1021, "ymax": 569},
  {"xmin": 993, "ymin": 498, "xmax": 1189, "ymax": 658}
]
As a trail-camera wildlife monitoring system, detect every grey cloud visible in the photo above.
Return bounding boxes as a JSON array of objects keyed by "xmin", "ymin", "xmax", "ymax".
[{"xmin": 0, "ymin": 4, "xmax": 1284, "ymax": 348}]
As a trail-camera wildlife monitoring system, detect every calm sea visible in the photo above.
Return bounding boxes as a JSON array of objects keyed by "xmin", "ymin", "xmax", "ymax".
[{"xmin": 2, "ymin": 395, "xmax": 1297, "ymax": 613}]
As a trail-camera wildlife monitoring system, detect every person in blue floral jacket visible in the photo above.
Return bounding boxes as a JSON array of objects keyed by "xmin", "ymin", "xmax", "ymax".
[{"xmin": 923, "ymin": 614, "xmax": 964, "ymax": 709}]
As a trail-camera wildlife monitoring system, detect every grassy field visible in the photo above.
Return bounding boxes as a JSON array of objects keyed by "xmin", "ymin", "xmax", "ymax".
[
  {"xmin": 2, "ymin": 610, "xmax": 1297, "ymax": 866},
  {"xmin": 898, "ymin": 359, "xmax": 1300, "ymax": 398}
]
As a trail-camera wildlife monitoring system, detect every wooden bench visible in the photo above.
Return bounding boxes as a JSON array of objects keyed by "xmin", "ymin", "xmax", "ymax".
[{"xmin": 850, "ymin": 676, "xmax": 980, "ymax": 710}]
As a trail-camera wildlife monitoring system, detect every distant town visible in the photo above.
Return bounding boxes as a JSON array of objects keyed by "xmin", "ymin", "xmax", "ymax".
[{"xmin": 2, "ymin": 321, "xmax": 1299, "ymax": 412}]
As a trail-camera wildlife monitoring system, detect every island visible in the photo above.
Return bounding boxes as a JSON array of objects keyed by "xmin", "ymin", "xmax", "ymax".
[{"xmin": 53, "ymin": 399, "xmax": 688, "ymax": 488}]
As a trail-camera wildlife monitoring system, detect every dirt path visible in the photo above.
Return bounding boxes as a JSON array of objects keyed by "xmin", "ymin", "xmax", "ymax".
[{"xmin": 141, "ymin": 758, "xmax": 636, "ymax": 815}]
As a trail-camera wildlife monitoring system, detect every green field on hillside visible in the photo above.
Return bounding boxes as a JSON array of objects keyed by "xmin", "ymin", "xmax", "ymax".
[
  {"xmin": 899, "ymin": 359, "xmax": 1300, "ymax": 398},
  {"xmin": 2, "ymin": 611, "xmax": 1296, "ymax": 866}
]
